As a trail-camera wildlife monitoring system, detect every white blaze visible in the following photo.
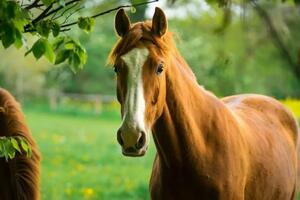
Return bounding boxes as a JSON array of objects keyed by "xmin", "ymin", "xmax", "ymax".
[{"xmin": 121, "ymin": 48, "xmax": 149, "ymax": 133}]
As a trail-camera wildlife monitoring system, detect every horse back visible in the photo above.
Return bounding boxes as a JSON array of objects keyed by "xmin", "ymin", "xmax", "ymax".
[{"xmin": 223, "ymin": 94, "xmax": 299, "ymax": 199}]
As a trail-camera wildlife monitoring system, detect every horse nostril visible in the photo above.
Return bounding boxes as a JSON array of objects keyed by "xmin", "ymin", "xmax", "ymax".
[
  {"xmin": 117, "ymin": 129, "xmax": 124, "ymax": 146},
  {"xmin": 135, "ymin": 131, "xmax": 146, "ymax": 150}
]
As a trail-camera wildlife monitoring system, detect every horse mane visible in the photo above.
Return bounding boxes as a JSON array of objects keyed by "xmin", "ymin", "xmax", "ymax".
[
  {"xmin": 108, "ymin": 21, "xmax": 197, "ymax": 80},
  {"xmin": 0, "ymin": 88, "xmax": 40, "ymax": 200}
]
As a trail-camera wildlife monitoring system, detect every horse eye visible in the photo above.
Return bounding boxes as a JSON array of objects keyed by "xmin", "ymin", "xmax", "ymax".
[
  {"xmin": 114, "ymin": 66, "xmax": 119, "ymax": 75},
  {"xmin": 156, "ymin": 63, "xmax": 164, "ymax": 75}
]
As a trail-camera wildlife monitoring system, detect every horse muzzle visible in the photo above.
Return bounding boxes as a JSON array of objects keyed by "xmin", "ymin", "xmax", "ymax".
[{"xmin": 117, "ymin": 128, "xmax": 148, "ymax": 157}]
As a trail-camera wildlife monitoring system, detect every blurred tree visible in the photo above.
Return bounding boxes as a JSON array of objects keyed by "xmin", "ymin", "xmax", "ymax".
[
  {"xmin": 44, "ymin": 6, "xmax": 299, "ymax": 98},
  {"xmin": 0, "ymin": 45, "xmax": 50, "ymax": 101},
  {"xmin": 170, "ymin": 5, "xmax": 300, "ymax": 98},
  {"xmin": 170, "ymin": 0, "xmax": 300, "ymax": 81},
  {"xmin": 45, "ymin": 15, "xmax": 117, "ymax": 94}
]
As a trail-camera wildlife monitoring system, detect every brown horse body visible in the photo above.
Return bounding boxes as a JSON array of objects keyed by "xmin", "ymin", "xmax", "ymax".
[
  {"xmin": 0, "ymin": 88, "xmax": 40, "ymax": 200},
  {"xmin": 150, "ymin": 61, "xmax": 299, "ymax": 199},
  {"xmin": 110, "ymin": 8, "xmax": 299, "ymax": 199}
]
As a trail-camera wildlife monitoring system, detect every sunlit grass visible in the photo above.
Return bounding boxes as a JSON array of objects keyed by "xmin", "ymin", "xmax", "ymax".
[
  {"xmin": 25, "ymin": 109, "xmax": 155, "ymax": 200},
  {"xmin": 24, "ymin": 101, "xmax": 299, "ymax": 199}
]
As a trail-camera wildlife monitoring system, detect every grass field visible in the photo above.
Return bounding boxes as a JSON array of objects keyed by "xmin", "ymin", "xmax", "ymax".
[
  {"xmin": 23, "ymin": 103, "xmax": 300, "ymax": 200},
  {"xmin": 24, "ymin": 106, "xmax": 155, "ymax": 200}
]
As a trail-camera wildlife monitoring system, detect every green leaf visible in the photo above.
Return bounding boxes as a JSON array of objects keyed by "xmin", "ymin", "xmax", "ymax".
[
  {"xmin": 0, "ymin": 140, "xmax": 3, "ymax": 157},
  {"xmin": 7, "ymin": 148, "xmax": 15, "ymax": 159},
  {"xmin": 89, "ymin": 18, "xmax": 95, "ymax": 28},
  {"xmin": 10, "ymin": 138, "xmax": 21, "ymax": 153},
  {"xmin": 36, "ymin": 20, "xmax": 51, "ymax": 38},
  {"xmin": 21, "ymin": 8, "xmax": 31, "ymax": 19},
  {"xmin": 55, "ymin": 49, "xmax": 70, "ymax": 64},
  {"xmin": 20, "ymin": 139, "xmax": 29, "ymax": 154},
  {"xmin": 52, "ymin": 36, "xmax": 65, "ymax": 50},
  {"xmin": 6, "ymin": 1, "xmax": 18, "ymax": 18},
  {"xmin": 130, "ymin": 6, "xmax": 136, "ymax": 13},
  {"xmin": 20, "ymin": 138, "xmax": 32, "ymax": 157},
  {"xmin": 69, "ymin": 52, "xmax": 81, "ymax": 73},
  {"xmin": 78, "ymin": 17, "xmax": 87, "ymax": 30},
  {"xmin": 14, "ymin": 29, "xmax": 23, "ymax": 49},
  {"xmin": 52, "ymin": 22, "xmax": 60, "ymax": 37},
  {"xmin": 42, "ymin": 0, "xmax": 54, "ymax": 6},
  {"xmin": 27, "ymin": 147, "xmax": 32, "ymax": 157},
  {"xmin": 44, "ymin": 40, "xmax": 55, "ymax": 63},
  {"xmin": 78, "ymin": 17, "xmax": 95, "ymax": 33},
  {"xmin": 2, "ymin": 25, "xmax": 15, "ymax": 49},
  {"xmin": 77, "ymin": 47, "xmax": 87, "ymax": 65},
  {"xmin": 64, "ymin": 42, "xmax": 75, "ymax": 50},
  {"xmin": 2, "ymin": 139, "xmax": 10, "ymax": 161},
  {"xmin": 29, "ymin": 38, "xmax": 55, "ymax": 62},
  {"xmin": 32, "ymin": 38, "xmax": 46, "ymax": 60}
]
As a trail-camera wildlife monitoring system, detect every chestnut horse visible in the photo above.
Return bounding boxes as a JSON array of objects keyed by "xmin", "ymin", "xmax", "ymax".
[
  {"xmin": 0, "ymin": 88, "xmax": 40, "ymax": 200},
  {"xmin": 109, "ymin": 8, "xmax": 299, "ymax": 199}
]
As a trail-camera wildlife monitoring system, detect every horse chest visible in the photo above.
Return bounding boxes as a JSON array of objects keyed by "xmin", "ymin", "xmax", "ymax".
[{"xmin": 150, "ymin": 162, "xmax": 237, "ymax": 200}]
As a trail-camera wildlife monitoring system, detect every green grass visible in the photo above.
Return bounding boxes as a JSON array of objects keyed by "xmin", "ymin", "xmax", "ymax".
[
  {"xmin": 24, "ymin": 106, "xmax": 300, "ymax": 200},
  {"xmin": 24, "ymin": 108, "xmax": 155, "ymax": 200}
]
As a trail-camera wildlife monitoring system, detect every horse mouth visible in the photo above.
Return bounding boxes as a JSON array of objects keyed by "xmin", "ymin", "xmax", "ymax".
[{"xmin": 122, "ymin": 147, "xmax": 147, "ymax": 157}]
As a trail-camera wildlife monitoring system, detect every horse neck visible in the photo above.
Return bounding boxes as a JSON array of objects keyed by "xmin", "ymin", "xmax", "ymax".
[{"xmin": 152, "ymin": 50, "xmax": 229, "ymax": 169}]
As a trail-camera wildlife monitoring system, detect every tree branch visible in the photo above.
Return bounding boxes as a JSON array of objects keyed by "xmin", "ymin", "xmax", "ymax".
[
  {"xmin": 24, "ymin": 0, "xmax": 82, "ymax": 32},
  {"xmin": 61, "ymin": 0, "xmax": 159, "ymax": 28},
  {"xmin": 24, "ymin": 2, "xmax": 54, "ymax": 31},
  {"xmin": 24, "ymin": 0, "xmax": 40, "ymax": 10},
  {"xmin": 52, "ymin": 1, "xmax": 79, "ymax": 20},
  {"xmin": 61, "ymin": 6, "xmax": 84, "ymax": 25},
  {"xmin": 44, "ymin": 0, "xmax": 82, "ymax": 19},
  {"xmin": 251, "ymin": 1, "xmax": 300, "ymax": 79},
  {"xmin": 31, "ymin": 3, "xmax": 54, "ymax": 24},
  {"xmin": 23, "ymin": 0, "xmax": 159, "ymax": 33}
]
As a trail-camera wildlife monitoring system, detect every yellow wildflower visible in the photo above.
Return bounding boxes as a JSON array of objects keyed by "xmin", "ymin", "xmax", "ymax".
[{"xmin": 82, "ymin": 188, "xmax": 95, "ymax": 199}]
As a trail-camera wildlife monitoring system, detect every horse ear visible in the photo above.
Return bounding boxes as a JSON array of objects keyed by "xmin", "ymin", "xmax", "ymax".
[
  {"xmin": 152, "ymin": 7, "xmax": 167, "ymax": 37},
  {"xmin": 115, "ymin": 9, "xmax": 131, "ymax": 37}
]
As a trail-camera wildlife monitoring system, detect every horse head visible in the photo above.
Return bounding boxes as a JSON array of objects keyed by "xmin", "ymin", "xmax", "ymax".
[{"xmin": 109, "ymin": 7, "xmax": 170, "ymax": 156}]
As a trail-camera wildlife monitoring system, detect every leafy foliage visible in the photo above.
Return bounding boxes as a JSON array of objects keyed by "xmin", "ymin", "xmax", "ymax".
[
  {"xmin": 0, "ymin": 0, "xmax": 87, "ymax": 72},
  {"xmin": 0, "ymin": 1, "xmax": 27, "ymax": 49},
  {"xmin": 31, "ymin": 38, "xmax": 55, "ymax": 62},
  {"xmin": 0, "ymin": 136, "xmax": 32, "ymax": 161},
  {"xmin": 78, "ymin": 17, "xmax": 95, "ymax": 33},
  {"xmin": 54, "ymin": 36, "xmax": 87, "ymax": 72},
  {"xmin": 0, "ymin": 0, "xmax": 157, "ymax": 73}
]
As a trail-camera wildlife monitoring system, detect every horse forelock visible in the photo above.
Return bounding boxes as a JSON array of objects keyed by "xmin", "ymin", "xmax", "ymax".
[{"xmin": 108, "ymin": 21, "xmax": 175, "ymax": 66}]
